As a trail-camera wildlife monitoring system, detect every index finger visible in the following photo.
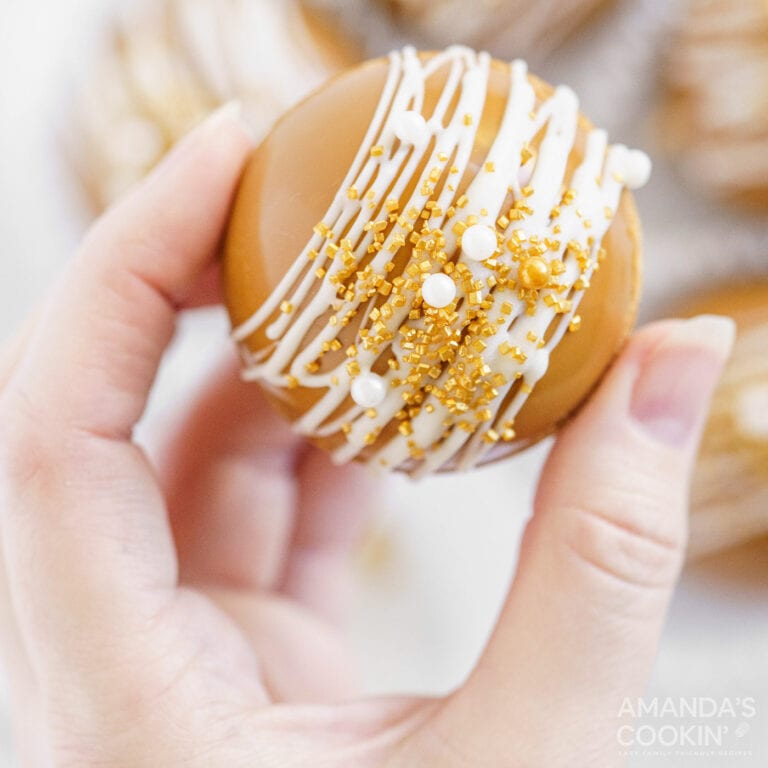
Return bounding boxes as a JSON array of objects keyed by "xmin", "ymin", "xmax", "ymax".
[
  {"xmin": 0, "ymin": 103, "xmax": 253, "ymax": 690},
  {"xmin": 8, "ymin": 101, "xmax": 252, "ymax": 441}
]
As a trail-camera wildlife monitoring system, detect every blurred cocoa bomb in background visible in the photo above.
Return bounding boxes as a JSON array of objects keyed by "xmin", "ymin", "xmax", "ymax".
[
  {"xmin": 67, "ymin": 0, "xmax": 358, "ymax": 213},
  {"xmin": 375, "ymin": 0, "xmax": 612, "ymax": 57},
  {"xmin": 672, "ymin": 283, "xmax": 768, "ymax": 560},
  {"xmin": 662, "ymin": 0, "xmax": 768, "ymax": 208}
]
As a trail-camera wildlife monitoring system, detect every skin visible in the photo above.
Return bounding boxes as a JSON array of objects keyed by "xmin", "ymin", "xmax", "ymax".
[{"xmin": 0, "ymin": 104, "xmax": 734, "ymax": 767}]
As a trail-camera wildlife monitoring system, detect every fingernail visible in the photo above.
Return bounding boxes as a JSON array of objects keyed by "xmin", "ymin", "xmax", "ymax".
[
  {"xmin": 192, "ymin": 100, "xmax": 257, "ymax": 146},
  {"xmin": 199, "ymin": 100, "xmax": 246, "ymax": 134},
  {"xmin": 630, "ymin": 315, "xmax": 736, "ymax": 446},
  {"xmin": 148, "ymin": 100, "xmax": 251, "ymax": 182}
]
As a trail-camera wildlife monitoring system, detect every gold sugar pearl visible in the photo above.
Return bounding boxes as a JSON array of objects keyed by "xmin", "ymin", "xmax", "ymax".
[{"xmin": 518, "ymin": 256, "xmax": 551, "ymax": 290}]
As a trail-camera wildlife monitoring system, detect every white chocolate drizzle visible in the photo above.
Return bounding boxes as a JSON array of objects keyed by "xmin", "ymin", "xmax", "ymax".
[{"xmin": 232, "ymin": 46, "xmax": 650, "ymax": 476}]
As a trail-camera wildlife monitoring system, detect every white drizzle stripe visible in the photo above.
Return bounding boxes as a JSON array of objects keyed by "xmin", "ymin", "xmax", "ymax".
[{"xmin": 232, "ymin": 46, "xmax": 649, "ymax": 475}]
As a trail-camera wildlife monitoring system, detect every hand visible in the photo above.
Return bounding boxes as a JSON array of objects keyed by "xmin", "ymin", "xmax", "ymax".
[{"xmin": 0, "ymin": 103, "xmax": 733, "ymax": 767}]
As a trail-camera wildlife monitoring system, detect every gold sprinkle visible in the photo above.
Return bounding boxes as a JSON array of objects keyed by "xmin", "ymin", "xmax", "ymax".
[
  {"xmin": 408, "ymin": 441, "xmax": 425, "ymax": 460},
  {"xmin": 499, "ymin": 343, "xmax": 528, "ymax": 363},
  {"xmin": 569, "ymin": 315, "xmax": 582, "ymax": 333},
  {"xmin": 370, "ymin": 145, "xmax": 384, "ymax": 157},
  {"xmin": 484, "ymin": 161, "xmax": 496, "ymax": 173},
  {"xmin": 520, "ymin": 145, "xmax": 534, "ymax": 165},
  {"xmin": 364, "ymin": 431, "xmax": 378, "ymax": 446},
  {"xmin": 463, "ymin": 113, "xmax": 474, "ymax": 126},
  {"xmin": 280, "ymin": 301, "xmax": 293, "ymax": 314},
  {"xmin": 550, "ymin": 259, "xmax": 566, "ymax": 276},
  {"xmin": 347, "ymin": 186, "xmax": 359, "ymax": 200},
  {"xmin": 518, "ymin": 256, "xmax": 551, "ymax": 290}
]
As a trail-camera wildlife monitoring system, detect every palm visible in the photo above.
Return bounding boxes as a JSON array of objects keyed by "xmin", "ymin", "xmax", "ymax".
[
  {"xmin": 98, "ymin": 359, "xmax": 429, "ymax": 764},
  {"xmin": 146, "ymin": 587, "xmax": 428, "ymax": 766}
]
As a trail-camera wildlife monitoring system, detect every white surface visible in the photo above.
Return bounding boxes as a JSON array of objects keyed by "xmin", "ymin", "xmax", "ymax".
[{"xmin": 0, "ymin": 1, "xmax": 766, "ymax": 766}]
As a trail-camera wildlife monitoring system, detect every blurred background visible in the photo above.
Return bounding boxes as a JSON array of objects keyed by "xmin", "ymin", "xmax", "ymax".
[{"xmin": 1, "ymin": 0, "xmax": 767, "ymax": 765}]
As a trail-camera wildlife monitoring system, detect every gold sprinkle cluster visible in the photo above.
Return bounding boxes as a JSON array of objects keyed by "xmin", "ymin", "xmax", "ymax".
[{"xmin": 288, "ymin": 146, "xmax": 607, "ymax": 460}]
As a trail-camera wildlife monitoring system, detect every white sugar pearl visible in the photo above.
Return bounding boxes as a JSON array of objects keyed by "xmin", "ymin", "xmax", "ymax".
[
  {"xmin": 421, "ymin": 273, "xmax": 456, "ymax": 308},
  {"xmin": 393, "ymin": 110, "xmax": 429, "ymax": 146},
  {"xmin": 462, "ymin": 224, "xmax": 498, "ymax": 262},
  {"xmin": 350, "ymin": 372, "xmax": 387, "ymax": 408},
  {"xmin": 622, "ymin": 149, "xmax": 652, "ymax": 190}
]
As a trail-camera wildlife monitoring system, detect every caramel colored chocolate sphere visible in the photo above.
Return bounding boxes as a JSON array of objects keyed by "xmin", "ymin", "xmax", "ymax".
[
  {"xmin": 68, "ymin": 0, "xmax": 358, "ymax": 213},
  {"xmin": 676, "ymin": 283, "xmax": 768, "ymax": 559},
  {"xmin": 225, "ymin": 47, "xmax": 647, "ymax": 476}
]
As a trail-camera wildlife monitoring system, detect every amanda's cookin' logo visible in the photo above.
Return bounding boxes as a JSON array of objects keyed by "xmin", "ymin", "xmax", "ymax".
[{"xmin": 617, "ymin": 697, "xmax": 757, "ymax": 756}]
